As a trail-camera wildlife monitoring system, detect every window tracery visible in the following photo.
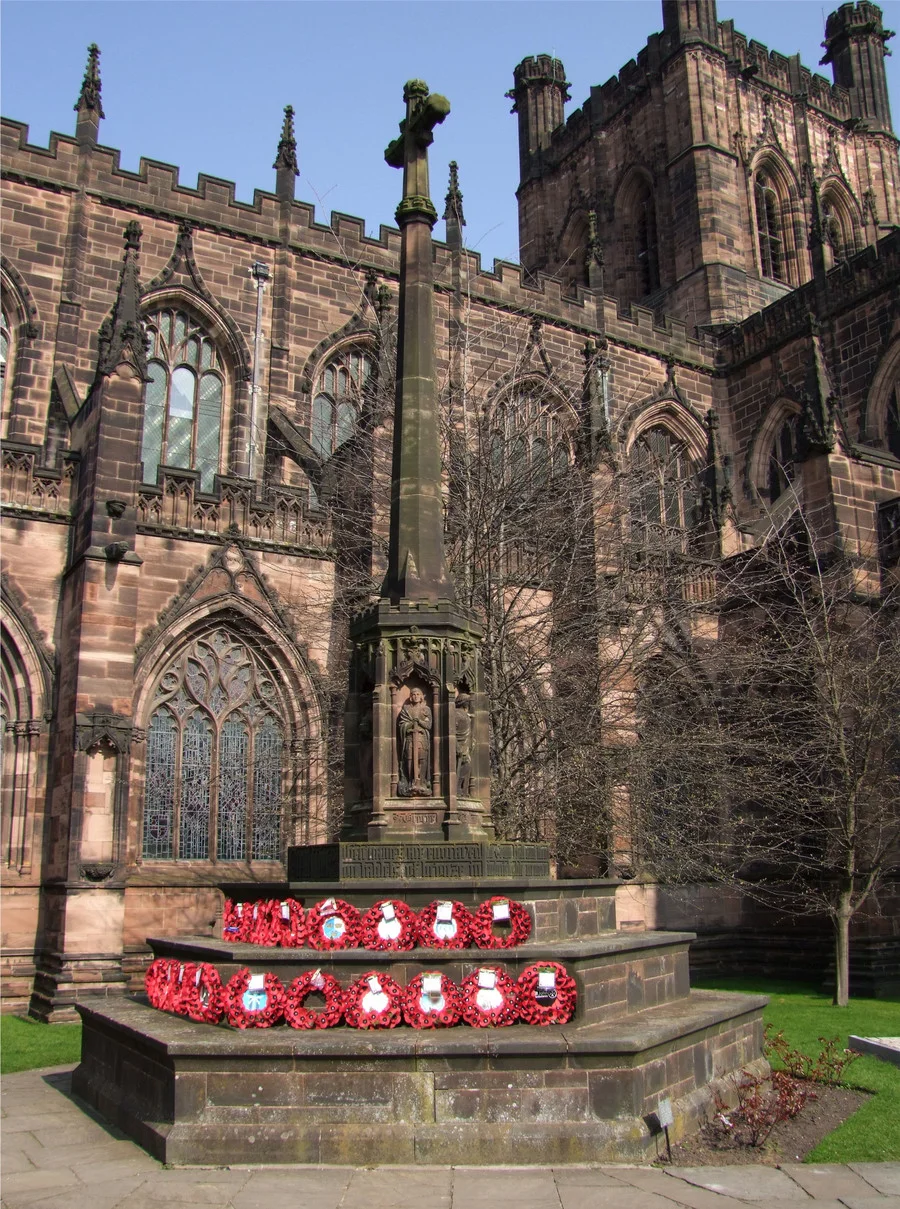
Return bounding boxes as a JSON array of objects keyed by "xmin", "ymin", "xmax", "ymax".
[
  {"xmin": 140, "ymin": 308, "xmax": 225, "ymax": 492},
  {"xmin": 755, "ymin": 172, "xmax": 785, "ymax": 282},
  {"xmin": 1, "ymin": 308, "xmax": 11, "ymax": 424},
  {"xmin": 765, "ymin": 412, "xmax": 801, "ymax": 504},
  {"xmin": 629, "ymin": 426, "xmax": 699, "ymax": 555},
  {"xmin": 142, "ymin": 628, "xmax": 286, "ymax": 862},
  {"xmin": 311, "ymin": 348, "xmax": 374, "ymax": 460},
  {"xmin": 887, "ymin": 383, "xmax": 900, "ymax": 460}
]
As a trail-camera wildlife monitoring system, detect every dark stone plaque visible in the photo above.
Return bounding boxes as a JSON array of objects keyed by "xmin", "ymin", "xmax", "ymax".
[{"xmin": 287, "ymin": 841, "xmax": 551, "ymax": 882}]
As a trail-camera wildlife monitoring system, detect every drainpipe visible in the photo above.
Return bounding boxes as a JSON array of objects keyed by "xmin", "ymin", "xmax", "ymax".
[{"xmin": 248, "ymin": 260, "xmax": 270, "ymax": 485}]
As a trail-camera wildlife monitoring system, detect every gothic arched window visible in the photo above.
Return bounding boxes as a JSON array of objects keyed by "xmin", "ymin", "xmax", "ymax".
[
  {"xmin": 766, "ymin": 412, "xmax": 801, "ymax": 503},
  {"xmin": 755, "ymin": 172, "xmax": 785, "ymax": 282},
  {"xmin": 887, "ymin": 383, "xmax": 900, "ymax": 460},
  {"xmin": 142, "ymin": 629, "xmax": 286, "ymax": 862},
  {"xmin": 495, "ymin": 391, "xmax": 570, "ymax": 487},
  {"xmin": 140, "ymin": 308, "xmax": 225, "ymax": 492},
  {"xmin": 311, "ymin": 348, "xmax": 374, "ymax": 460},
  {"xmin": 629, "ymin": 426, "xmax": 699, "ymax": 555},
  {"xmin": 634, "ymin": 182, "xmax": 660, "ymax": 296},
  {"xmin": 0, "ymin": 308, "xmax": 12, "ymax": 425}
]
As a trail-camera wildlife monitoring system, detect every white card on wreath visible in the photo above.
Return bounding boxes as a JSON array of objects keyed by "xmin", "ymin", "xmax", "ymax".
[
  {"xmin": 248, "ymin": 974, "xmax": 265, "ymax": 991},
  {"xmin": 281, "ymin": 901, "xmax": 290, "ymax": 919},
  {"xmin": 436, "ymin": 901, "xmax": 454, "ymax": 921},
  {"xmin": 477, "ymin": 969, "xmax": 497, "ymax": 990},
  {"xmin": 492, "ymin": 900, "xmax": 510, "ymax": 921},
  {"xmin": 381, "ymin": 902, "xmax": 396, "ymax": 921},
  {"xmin": 422, "ymin": 973, "xmax": 442, "ymax": 995},
  {"xmin": 538, "ymin": 970, "xmax": 557, "ymax": 989}
]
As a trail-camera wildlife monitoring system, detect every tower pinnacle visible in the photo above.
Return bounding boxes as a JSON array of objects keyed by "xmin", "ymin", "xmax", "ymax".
[
  {"xmin": 273, "ymin": 105, "xmax": 299, "ymax": 201},
  {"xmin": 74, "ymin": 43, "xmax": 103, "ymax": 145},
  {"xmin": 443, "ymin": 161, "xmax": 466, "ymax": 250}
]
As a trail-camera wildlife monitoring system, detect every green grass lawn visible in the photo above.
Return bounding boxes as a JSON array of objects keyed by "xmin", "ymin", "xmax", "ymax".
[
  {"xmin": 0, "ymin": 1014, "xmax": 82, "ymax": 1075},
  {"xmin": 692, "ymin": 974, "xmax": 900, "ymax": 1162}
]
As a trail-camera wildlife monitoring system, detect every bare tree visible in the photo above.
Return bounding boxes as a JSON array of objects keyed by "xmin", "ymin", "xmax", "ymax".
[{"xmin": 630, "ymin": 498, "xmax": 900, "ymax": 1005}]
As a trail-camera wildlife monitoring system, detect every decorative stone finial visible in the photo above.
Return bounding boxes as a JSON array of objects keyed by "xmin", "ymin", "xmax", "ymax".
[
  {"xmin": 443, "ymin": 161, "xmax": 466, "ymax": 227},
  {"xmin": 96, "ymin": 222, "xmax": 148, "ymax": 381},
  {"xmin": 75, "ymin": 43, "xmax": 104, "ymax": 117},
  {"xmin": 273, "ymin": 105, "xmax": 299, "ymax": 175}
]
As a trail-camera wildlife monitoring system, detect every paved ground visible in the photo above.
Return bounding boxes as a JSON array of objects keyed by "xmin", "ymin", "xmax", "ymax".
[{"xmin": 2, "ymin": 1067, "xmax": 898, "ymax": 1209}]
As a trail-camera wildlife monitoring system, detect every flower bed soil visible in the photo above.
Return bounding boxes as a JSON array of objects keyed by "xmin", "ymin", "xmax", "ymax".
[{"xmin": 661, "ymin": 1084, "xmax": 870, "ymax": 1167}]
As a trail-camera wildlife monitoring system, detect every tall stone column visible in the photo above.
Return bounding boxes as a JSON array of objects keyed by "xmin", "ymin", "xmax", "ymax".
[{"xmin": 340, "ymin": 83, "xmax": 493, "ymax": 849}]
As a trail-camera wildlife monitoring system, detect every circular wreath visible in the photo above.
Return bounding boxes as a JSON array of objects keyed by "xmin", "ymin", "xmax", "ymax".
[
  {"xmin": 460, "ymin": 966, "xmax": 519, "ymax": 1028},
  {"xmin": 270, "ymin": 898, "xmax": 306, "ymax": 948},
  {"xmin": 402, "ymin": 972, "xmax": 463, "ymax": 1028},
  {"xmin": 145, "ymin": 957, "xmax": 181, "ymax": 1012},
  {"xmin": 223, "ymin": 968, "xmax": 286, "ymax": 1029},
  {"xmin": 343, "ymin": 971, "xmax": 404, "ymax": 1029},
  {"xmin": 284, "ymin": 969, "xmax": 344, "ymax": 1029},
  {"xmin": 516, "ymin": 961, "xmax": 577, "ymax": 1026},
  {"xmin": 359, "ymin": 899, "xmax": 419, "ymax": 951},
  {"xmin": 470, "ymin": 896, "xmax": 532, "ymax": 950},
  {"xmin": 305, "ymin": 898, "xmax": 362, "ymax": 951},
  {"xmin": 416, "ymin": 900, "xmax": 474, "ymax": 950},
  {"xmin": 222, "ymin": 898, "xmax": 248, "ymax": 943},
  {"xmin": 179, "ymin": 961, "xmax": 225, "ymax": 1024},
  {"xmin": 244, "ymin": 900, "xmax": 278, "ymax": 946}
]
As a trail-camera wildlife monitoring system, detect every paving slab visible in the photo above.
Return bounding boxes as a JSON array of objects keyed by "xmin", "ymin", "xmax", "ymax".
[
  {"xmin": 667, "ymin": 1167, "xmax": 811, "ymax": 1200},
  {"xmin": 849, "ymin": 1168, "xmax": 900, "ymax": 1196},
  {"xmin": 837, "ymin": 1198, "xmax": 900, "ymax": 1209},
  {"xmin": 779, "ymin": 1164, "xmax": 879, "ymax": 1200},
  {"xmin": 1, "ymin": 1176, "xmax": 151, "ymax": 1209},
  {"xmin": 230, "ymin": 1167, "xmax": 353, "ymax": 1209},
  {"xmin": 615, "ymin": 1166, "xmax": 754, "ymax": 1208}
]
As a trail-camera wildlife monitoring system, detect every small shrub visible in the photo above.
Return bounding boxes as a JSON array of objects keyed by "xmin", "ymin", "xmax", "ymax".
[
  {"xmin": 766, "ymin": 1026, "xmax": 861, "ymax": 1085},
  {"xmin": 713, "ymin": 1069, "xmax": 814, "ymax": 1148}
]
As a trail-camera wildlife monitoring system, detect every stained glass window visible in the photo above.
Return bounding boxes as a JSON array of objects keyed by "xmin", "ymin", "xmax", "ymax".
[
  {"xmin": 140, "ymin": 308, "xmax": 224, "ymax": 491},
  {"xmin": 311, "ymin": 348, "xmax": 374, "ymax": 460},
  {"xmin": 0, "ymin": 309, "xmax": 11, "ymax": 419},
  {"xmin": 766, "ymin": 413, "xmax": 801, "ymax": 504},
  {"xmin": 755, "ymin": 174, "xmax": 785, "ymax": 282},
  {"xmin": 629, "ymin": 426, "xmax": 699, "ymax": 556},
  {"xmin": 141, "ymin": 629, "xmax": 286, "ymax": 862}
]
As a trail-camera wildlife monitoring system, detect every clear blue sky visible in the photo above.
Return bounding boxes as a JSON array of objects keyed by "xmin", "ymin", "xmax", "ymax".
[{"xmin": 2, "ymin": 1, "xmax": 898, "ymax": 269}]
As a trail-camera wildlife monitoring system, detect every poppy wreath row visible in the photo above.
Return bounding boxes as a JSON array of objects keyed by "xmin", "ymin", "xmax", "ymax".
[
  {"xmin": 223, "ymin": 896, "xmax": 532, "ymax": 951},
  {"xmin": 145, "ymin": 959, "xmax": 576, "ymax": 1029}
]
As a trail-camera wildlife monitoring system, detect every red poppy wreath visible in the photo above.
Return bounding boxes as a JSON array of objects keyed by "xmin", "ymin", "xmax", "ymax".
[
  {"xmin": 269, "ymin": 898, "xmax": 306, "ymax": 948},
  {"xmin": 305, "ymin": 897, "xmax": 361, "ymax": 950},
  {"xmin": 470, "ymin": 896, "xmax": 532, "ymax": 949},
  {"xmin": 222, "ymin": 898, "xmax": 249, "ymax": 943},
  {"xmin": 460, "ymin": 966, "xmax": 519, "ymax": 1027},
  {"xmin": 284, "ymin": 969, "xmax": 344, "ymax": 1029},
  {"xmin": 359, "ymin": 899, "xmax": 419, "ymax": 951},
  {"xmin": 402, "ymin": 971, "xmax": 463, "ymax": 1028},
  {"xmin": 516, "ymin": 961, "xmax": 577, "ymax": 1026},
  {"xmin": 179, "ymin": 961, "xmax": 225, "ymax": 1024},
  {"xmin": 343, "ymin": 971, "xmax": 404, "ymax": 1029},
  {"xmin": 416, "ymin": 899, "xmax": 474, "ymax": 949},
  {"xmin": 145, "ymin": 957, "xmax": 181, "ymax": 1012},
  {"xmin": 223, "ymin": 968, "xmax": 286, "ymax": 1029}
]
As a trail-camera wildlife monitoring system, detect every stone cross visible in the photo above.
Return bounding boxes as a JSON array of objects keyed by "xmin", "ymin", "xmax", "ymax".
[
  {"xmin": 385, "ymin": 80, "xmax": 450, "ymax": 226},
  {"xmin": 382, "ymin": 80, "xmax": 455, "ymax": 603}
]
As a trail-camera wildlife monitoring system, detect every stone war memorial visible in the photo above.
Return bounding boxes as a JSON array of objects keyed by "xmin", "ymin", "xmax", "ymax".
[
  {"xmin": 68, "ymin": 78, "xmax": 767, "ymax": 1167},
  {"xmin": 2, "ymin": 0, "xmax": 899, "ymax": 1165}
]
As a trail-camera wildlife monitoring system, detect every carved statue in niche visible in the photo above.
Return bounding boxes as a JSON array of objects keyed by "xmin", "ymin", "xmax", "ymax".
[
  {"xmin": 454, "ymin": 690, "xmax": 472, "ymax": 797},
  {"xmin": 397, "ymin": 686, "xmax": 432, "ymax": 797}
]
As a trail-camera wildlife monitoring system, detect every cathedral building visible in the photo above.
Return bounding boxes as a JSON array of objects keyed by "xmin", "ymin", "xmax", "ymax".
[{"xmin": 2, "ymin": 1, "xmax": 898, "ymax": 1017}]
